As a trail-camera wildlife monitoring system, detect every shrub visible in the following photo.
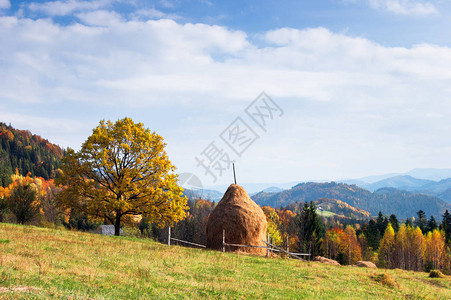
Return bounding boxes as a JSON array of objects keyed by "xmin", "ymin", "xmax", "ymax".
[{"xmin": 7, "ymin": 183, "xmax": 39, "ymax": 224}]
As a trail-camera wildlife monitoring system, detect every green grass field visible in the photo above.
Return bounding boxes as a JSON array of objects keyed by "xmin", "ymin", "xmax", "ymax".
[{"xmin": 0, "ymin": 223, "xmax": 449, "ymax": 299}]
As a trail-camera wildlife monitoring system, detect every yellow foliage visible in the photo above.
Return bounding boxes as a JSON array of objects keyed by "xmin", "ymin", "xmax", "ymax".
[
  {"xmin": 56, "ymin": 118, "xmax": 188, "ymax": 235},
  {"xmin": 425, "ymin": 229, "xmax": 446, "ymax": 270},
  {"xmin": 378, "ymin": 223, "xmax": 395, "ymax": 268}
]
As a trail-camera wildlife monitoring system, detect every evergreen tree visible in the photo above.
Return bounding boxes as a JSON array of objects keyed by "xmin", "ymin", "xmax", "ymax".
[
  {"xmin": 415, "ymin": 210, "xmax": 428, "ymax": 234},
  {"xmin": 426, "ymin": 216, "xmax": 438, "ymax": 234},
  {"xmin": 389, "ymin": 214, "xmax": 399, "ymax": 232},
  {"xmin": 365, "ymin": 219, "xmax": 381, "ymax": 250},
  {"xmin": 405, "ymin": 218, "xmax": 413, "ymax": 227},
  {"xmin": 298, "ymin": 201, "xmax": 324, "ymax": 257},
  {"xmin": 376, "ymin": 211, "xmax": 388, "ymax": 237},
  {"xmin": 441, "ymin": 210, "xmax": 451, "ymax": 244}
]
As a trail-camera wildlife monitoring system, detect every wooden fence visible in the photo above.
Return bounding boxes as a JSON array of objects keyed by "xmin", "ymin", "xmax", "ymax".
[{"xmin": 167, "ymin": 227, "xmax": 311, "ymax": 260}]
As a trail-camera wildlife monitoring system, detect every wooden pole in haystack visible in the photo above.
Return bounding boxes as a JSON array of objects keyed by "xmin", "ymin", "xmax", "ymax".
[{"xmin": 232, "ymin": 163, "xmax": 237, "ymax": 184}]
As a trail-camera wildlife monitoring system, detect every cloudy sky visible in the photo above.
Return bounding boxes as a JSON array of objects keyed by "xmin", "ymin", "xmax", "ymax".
[{"xmin": 1, "ymin": 0, "xmax": 451, "ymax": 187}]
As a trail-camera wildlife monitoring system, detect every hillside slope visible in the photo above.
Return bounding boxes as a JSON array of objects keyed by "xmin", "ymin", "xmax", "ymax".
[
  {"xmin": 0, "ymin": 223, "xmax": 449, "ymax": 299},
  {"xmin": 0, "ymin": 122, "xmax": 64, "ymax": 186},
  {"xmin": 252, "ymin": 182, "xmax": 450, "ymax": 219}
]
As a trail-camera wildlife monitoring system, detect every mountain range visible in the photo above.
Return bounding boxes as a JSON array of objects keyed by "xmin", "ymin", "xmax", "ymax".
[
  {"xmin": 251, "ymin": 182, "xmax": 450, "ymax": 220},
  {"xmin": 340, "ymin": 175, "xmax": 451, "ymax": 203}
]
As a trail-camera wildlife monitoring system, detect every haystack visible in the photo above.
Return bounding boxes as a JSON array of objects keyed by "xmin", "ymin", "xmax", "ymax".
[
  {"xmin": 354, "ymin": 261, "xmax": 377, "ymax": 268},
  {"xmin": 313, "ymin": 256, "xmax": 341, "ymax": 266},
  {"xmin": 206, "ymin": 184, "xmax": 267, "ymax": 255}
]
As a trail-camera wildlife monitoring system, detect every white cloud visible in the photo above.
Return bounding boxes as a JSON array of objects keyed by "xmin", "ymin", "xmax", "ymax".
[
  {"xmin": 27, "ymin": 0, "xmax": 112, "ymax": 16},
  {"xmin": 363, "ymin": 0, "xmax": 438, "ymax": 15},
  {"xmin": 0, "ymin": 0, "xmax": 10, "ymax": 10},
  {"xmin": 76, "ymin": 10, "xmax": 123, "ymax": 26},
  {"xmin": 1, "ymin": 14, "xmax": 451, "ymax": 182},
  {"xmin": 132, "ymin": 8, "xmax": 181, "ymax": 20}
]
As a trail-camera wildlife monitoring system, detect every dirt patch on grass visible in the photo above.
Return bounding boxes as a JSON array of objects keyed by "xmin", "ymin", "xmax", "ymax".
[{"xmin": 0, "ymin": 286, "xmax": 39, "ymax": 293}]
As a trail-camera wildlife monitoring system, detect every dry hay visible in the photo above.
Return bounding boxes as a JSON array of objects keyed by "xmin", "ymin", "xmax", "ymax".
[
  {"xmin": 429, "ymin": 270, "xmax": 444, "ymax": 278},
  {"xmin": 373, "ymin": 273, "xmax": 397, "ymax": 288},
  {"xmin": 354, "ymin": 261, "xmax": 377, "ymax": 268},
  {"xmin": 313, "ymin": 256, "xmax": 341, "ymax": 266},
  {"xmin": 206, "ymin": 184, "xmax": 267, "ymax": 255}
]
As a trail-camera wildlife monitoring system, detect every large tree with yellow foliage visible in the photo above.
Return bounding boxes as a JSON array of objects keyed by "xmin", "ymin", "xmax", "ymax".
[{"xmin": 56, "ymin": 118, "xmax": 187, "ymax": 236}]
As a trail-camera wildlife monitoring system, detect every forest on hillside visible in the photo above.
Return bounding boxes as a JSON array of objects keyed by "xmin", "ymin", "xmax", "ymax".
[{"xmin": 0, "ymin": 123, "xmax": 64, "ymax": 186}]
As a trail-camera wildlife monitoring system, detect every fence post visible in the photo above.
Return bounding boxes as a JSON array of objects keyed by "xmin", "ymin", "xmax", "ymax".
[
  {"xmin": 286, "ymin": 234, "xmax": 289, "ymax": 254},
  {"xmin": 168, "ymin": 226, "xmax": 171, "ymax": 246},
  {"xmin": 267, "ymin": 233, "xmax": 270, "ymax": 257},
  {"xmin": 222, "ymin": 229, "xmax": 225, "ymax": 253}
]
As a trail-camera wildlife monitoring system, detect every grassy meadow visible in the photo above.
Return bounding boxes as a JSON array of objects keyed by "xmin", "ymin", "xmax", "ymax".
[{"xmin": 0, "ymin": 223, "xmax": 450, "ymax": 299}]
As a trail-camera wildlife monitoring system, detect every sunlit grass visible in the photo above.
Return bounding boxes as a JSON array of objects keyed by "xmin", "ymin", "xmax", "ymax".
[{"xmin": 0, "ymin": 222, "xmax": 449, "ymax": 299}]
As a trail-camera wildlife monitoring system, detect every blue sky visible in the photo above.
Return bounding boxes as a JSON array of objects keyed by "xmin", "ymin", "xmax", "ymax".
[{"xmin": 1, "ymin": 0, "xmax": 451, "ymax": 187}]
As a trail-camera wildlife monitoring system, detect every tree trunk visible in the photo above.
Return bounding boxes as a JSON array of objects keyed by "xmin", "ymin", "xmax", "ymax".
[{"xmin": 114, "ymin": 214, "xmax": 121, "ymax": 236}]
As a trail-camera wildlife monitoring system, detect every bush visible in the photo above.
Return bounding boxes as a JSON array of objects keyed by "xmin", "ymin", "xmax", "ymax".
[{"xmin": 7, "ymin": 183, "xmax": 39, "ymax": 224}]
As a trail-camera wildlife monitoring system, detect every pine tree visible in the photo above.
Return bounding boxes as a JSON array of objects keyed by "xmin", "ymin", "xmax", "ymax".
[
  {"xmin": 365, "ymin": 219, "xmax": 381, "ymax": 250},
  {"xmin": 426, "ymin": 216, "xmax": 438, "ymax": 234},
  {"xmin": 415, "ymin": 210, "xmax": 427, "ymax": 234},
  {"xmin": 389, "ymin": 214, "xmax": 399, "ymax": 232},
  {"xmin": 298, "ymin": 201, "xmax": 323, "ymax": 257},
  {"xmin": 441, "ymin": 210, "xmax": 451, "ymax": 244}
]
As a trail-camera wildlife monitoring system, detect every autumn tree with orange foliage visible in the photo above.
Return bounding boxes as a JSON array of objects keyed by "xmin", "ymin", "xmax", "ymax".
[
  {"xmin": 0, "ymin": 171, "xmax": 65, "ymax": 225},
  {"xmin": 56, "ymin": 118, "xmax": 188, "ymax": 236},
  {"xmin": 341, "ymin": 225, "xmax": 362, "ymax": 265},
  {"xmin": 322, "ymin": 227, "xmax": 344, "ymax": 260}
]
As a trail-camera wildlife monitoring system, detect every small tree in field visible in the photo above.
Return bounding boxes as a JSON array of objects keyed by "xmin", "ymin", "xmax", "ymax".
[
  {"xmin": 57, "ymin": 118, "xmax": 188, "ymax": 236},
  {"xmin": 8, "ymin": 183, "xmax": 39, "ymax": 224}
]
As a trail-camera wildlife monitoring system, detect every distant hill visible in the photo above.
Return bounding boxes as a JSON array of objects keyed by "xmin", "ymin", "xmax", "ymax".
[
  {"xmin": 183, "ymin": 188, "xmax": 223, "ymax": 201},
  {"xmin": 364, "ymin": 175, "xmax": 435, "ymax": 192},
  {"xmin": 352, "ymin": 176, "xmax": 451, "ymax": 204},
  {"xmin": 251, "ymin": 182, "xmax": 450, "ymax": 219},
  {"xmin": 0, "ymin": 122, "xmax": 65, "ymax": 186},
  {"xmin": 344, "ymin": 168, "xmax": 451, "ymax": 184}
]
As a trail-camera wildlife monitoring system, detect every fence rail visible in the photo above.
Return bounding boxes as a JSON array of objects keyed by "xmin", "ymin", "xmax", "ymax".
[
  {"xmin": 262, "ymin": 240, "xmax": 310, "ymax": 260},
  {"xmin": 170, "ymin": 237, "xmax": 206, "ymax": 248},
  {"xmin": 167, "ymin": 227, "xmax": 311, "ymax": 260}
]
